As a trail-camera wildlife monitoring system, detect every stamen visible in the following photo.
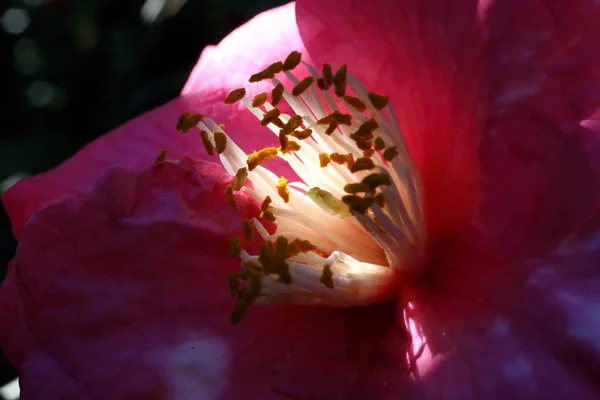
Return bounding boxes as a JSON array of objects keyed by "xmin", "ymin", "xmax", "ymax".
[
  {"xmin": 154, "ymin": 149, "xmax": 167, "ymax": 164},
  {"xmin": 177, "ymin": 51, "xmax": 427, "ymax": 322}
]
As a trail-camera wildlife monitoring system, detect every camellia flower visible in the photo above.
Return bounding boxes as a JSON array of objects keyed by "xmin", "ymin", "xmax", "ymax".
[{"xmin": 1, "ymin": 0, "xmax": 599, "ymax": 398}]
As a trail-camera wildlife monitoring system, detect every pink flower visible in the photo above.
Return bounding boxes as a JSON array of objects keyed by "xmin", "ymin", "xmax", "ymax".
[{"xmin": 2, "ymin": 0, "xmax": 599, "ymax": 398}]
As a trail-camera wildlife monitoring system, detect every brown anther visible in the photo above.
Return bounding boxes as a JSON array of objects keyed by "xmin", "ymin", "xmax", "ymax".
[
  {"xmin": 374, "ymin": 193, "xmax": 386, "ymax": 208},
  {"xmin": 283, "ymin": 51, "xmax": 302, "ymax": 71},
  {"xmin": 316, "ymin": 114, "xmax": 334, "ymax": 125},
  {"xmin": 333, "ymin": 65, "xmax": 347, "ymax": 97},
  {"xmin": 325, "ymin": 121, "xmax": 339, "ymax": 135},
  {"xmin": 278, "ymin": 130, "xmax": 289, "ymax": 151},
  {"xmin": 316, "ymin": 78, "xmax": 328, "ymax": 90},
  {"xmin": 319, "ymin": 152, "xmax": 331, "ymax": 167},
  {"xmin": 343, "ymin": 183, "xmax": 374, "ymax": 194},
  {"xmin": 353, "ymin": 119, "xmax": 379, "ymax": 137},
  {"xmin": 260, "ymin": 108, "xmax": 282, "ymax": 126},
  {"xmin": 350, "ymin": 157, "xmax": 376, "ymax": 173},
  {"xmin": 288, "ymin": 239, "xmax": 317, "ymax": 256},
  {"xmin": 320, "ymin": 265, "xmax": 334, "ymax": 289},
  {"xmin": 329, "ymin": 153, "xmax": 348, "ymax": 164},
  {"xmin": 198, "ymin": 130, "xmax": 215, "ymax": 156},
  {"xmin": 212, "ymin": 131, "xmax": 227, "ymax": 154},
  {"xmin": 374, "ymin": 137, "xmax": 385, "ymax": 151},
  {"xmin": 260, "ymin": 210, "xmax": 276, "ymax": 222},
  {"xmin": 272, "ymin": 118, "xmax": 285, "ymax": 129},
  {"xmin": 176, "ymin": 113, "xmax": 204, "ymax": 133},
  {"xmin": 154, "ymin": 149, "xmax": 167, "ymax": 164},
  {"xmin": 266, "ymin": 61, "xmax": 283, "ymax": 75},
  {"xmin": 292, "ymin": 76, "xmax": 314, "ymax": 97},
  {"xmin": 341, "ymin": 195, "xmax": 375, "ymax": 213},
  {"xmin": 342, "ymin": 96, "xmax": 367, "ymax": 112},
  {"xmin": 346, "ymin": 153, "xmax": 355, "ymax": 170},
  {"xmin": 355, "ymin": 138, "xmax": 373, "ymax": 151},
  {"xmin": 322, "ymin": 64, "xmax": 333, "ymax": 87},
  {"xmin": 291, "ymin": 128, "xmax": 312, "ymax": 140},
  {"xmin": 363, "ymin": 149, "xmax": 375, "ymax": 158},
  {"xmin": 225, "ymin": 184, "xmax": 238, "ymax": 210},
  {"xmin": 242, "ymin": 219, "xmax": 254, "ymax": 243},
  {"xmin": 252, "ymin": 92, "xmax": 268, "ymax": 108},
  {"xmin": 274, "ymin": 236, "xmax": 292, "ymax": 284},
  {"xmin": 261, "ymin": 196, "xmax": 272, "ymax": 211},
  {"xmin": 350, "ymin": 132, "xmax": 373, "ymax": 142},
  {"xmin": 368, "ymin": 92, "xmax": 389, "ymax": 110},
  {"xmin": 276, "ymin": 176, "xmax": 290, "ymax": 203},
  {"xmin": 233, "ymin": 167, "xmax": 248, "ymax": 190},
  {"xmin": 247, "ymin": 147, "xmax": 278, "ymax": 171},
  {"xmin": 259, "ymin": 241, "xmax": 276, "ymax": 275},
  {"xmin": 228, "ymin": 236, "xmax": 243, "ymax": 257},
  {"xmin": 282, "ymin": 140, "xmax": 301, "ymax": 154},
  {"xmin": 225, "ymin": 88, "xmax": 246, "ymax": 104},
  {"xmin": 331, "ymin": 110, "xmax": 352, "ymax": 125},
  {"xmin": 362, "ymin": 172, "xmax": 392, "ymax": 188},
  {"xmin": 271, "ymin": 83, "xmax": 284, "ymax": 106},
  {"xmin": 383, "ymin": 146, "xmax": 399, "ymax": 161},
  {"xmin": 283, "ymin": 115, "xmax": 303, "ymax": 134}
]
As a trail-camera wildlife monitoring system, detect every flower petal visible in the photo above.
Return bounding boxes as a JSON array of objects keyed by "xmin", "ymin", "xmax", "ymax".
[
  {"xmin": 2, "ymin": 2, "xmax": 305, "ymax": 240},
  {"xmin": 398, "ymin": 222, "xmax": 600, "ymax": 399},
  {"xmin": 3, "ymin": 158, "xmax": 395, "ymax": 399},
  {"xmin": 296, "ymin": 0, "xmax": 600, "ymax": 257}
]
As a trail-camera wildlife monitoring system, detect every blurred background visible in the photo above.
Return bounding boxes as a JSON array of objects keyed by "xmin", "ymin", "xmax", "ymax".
[{"xmin": 0, "ymin": 0, "xmax": 287, "ymax": 397}]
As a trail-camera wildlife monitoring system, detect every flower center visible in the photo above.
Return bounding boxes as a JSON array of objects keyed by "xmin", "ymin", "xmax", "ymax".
[{"xmin": 175, "ymin": 51, "xmax": 426, "ymax": 323}]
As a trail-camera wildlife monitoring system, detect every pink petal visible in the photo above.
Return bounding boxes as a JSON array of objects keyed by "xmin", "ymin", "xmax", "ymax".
[
  {"xmin": 3, "ymin": 159, "xmax": 396, "ymax": 399},
  {"xmin": 396, "ymin": 222, "xmax": 600, "ymax": 399},
  {"xmin": 296, "ymin": 0, "xmax": 600, "ymax": 257},
  {"xmin": 2, "ymin": 2, "xmax": 305, "ymax": 240}
]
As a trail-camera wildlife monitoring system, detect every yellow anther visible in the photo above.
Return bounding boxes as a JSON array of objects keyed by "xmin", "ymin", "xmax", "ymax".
[
  {"xmin": 368, "ymin": 92, "xmax": 389, "ymax": 110},
  {"xmin": 383, "ymin": 146, "xmax": 399, "ymax": 161},
  {"xmin": 292, "ymin": 76, "xmax": 314, "ymax": 96},
  {"xmin": 233, "ymin": 167, "xmax": 248, "ymax": 190},
  {"xmin": 322, "ymin": 64, "xmax": 333, "ymax": 87},
  {"xmin": 199, "ymin": 130, "xmax": 215, "ymax": 156},
  {"xmin": 276, "ymin": 176, "xmax": 290, "ymax": 203},
  {"xmin": 320, "ymin": 265, "xmax": 334, "ymax": 289},
  {"xmin": 305, "ymin": 187, "xmax": 352, "ymax": 217},
  {"xmin": 278, "ymin": 130, "xmax": 289, "ymax": 151},
  {"xmin": 281, "ymin": 140, "xmax": 301, "ymax": 154},
  {"xmin": 219, "ymin": 123, "xmax": 226, "ymax": 130},
  {"xmin": 260, "ymin": 209, "xmax": 276, "ymax": 222},
  {"xmin": 319, "ymin": 152, "xmax": 331, "ymax": 167},
  {"xmin": 343, "ymin": 183, "xmax": 374, "ymax": 194},
  {"xmin": 363, "ymin": 149, "xmax": 375, "ymax": 158},
  {"xmin": 242, "ymin": 219, "xmax": 254, "ymax": 243},
  {"xmin": 342, "ymin": 95, "xmax": 367, "ymax": 112},
  {"xmin": 346, "ymin": 153, "xmax": 355, "ymax": 170},
  {"xmin": 283, "ymin": 115, "xmax": 303, "ymax": 134},
  {"xmin": 329, "ymin": 153, "xmax": 348, "ymax": 164},
  {"xmin": 225, "ymin": 184, "xmax": 238, "ymax": 210},
  {"xmin": 362, "ymin": 172, "xmax": 392, "ymax": 188},
  {"xmin": 291, "ymin": 128, "xmax": 312, "ymax": 140},
  {"xmin": 341, "ymin": 194, "xmax": 375, "ymax": 213},
  {"xmin": 350, "ymin": 157, "xmax": 376, "ymax": 173},
  {"xmin": 271, "ymin": 83, "xmax": 284, "ymax": 106},
  {"xmin": 260, "ymin": 108, "xmax": 282, "ymax": 126},
  {"xmin": 333, "ymin": 65, "xmax": 347, "ymax": 97},
  {"xmin": 252, "ymin": 92, "xmax": 268, "ymax": 108},
  {"xmin": 374, "ymin": 137, "xmax": 385, "ymax": 151},
  {"xmin": 176, "ymin": 113, "xmax": 203, "ymax": 133},
  {"xmin": 283, "ymin": 51, "xmax": 302, "ymax": 71},
  {"xmin": 213, "ymin": 131, "xmax": 227, "ymax": 154},
  {"xmin": 225, "ymin": 88, "xmax": 246, "ymax": 104},
  {"xmin": 154, "ymin": 149, "xmax": 167, "ymax": 164},
  {"xmin": 247, "ymin": 147, "xmax": 278, "ymax": 171},
  {"xmin": 261, "ymin": 196, "xmax": 272, "ymax": 211},
  {"xmin": 228, "ymin": 236, "xmax": 243, "ymax": 257}
]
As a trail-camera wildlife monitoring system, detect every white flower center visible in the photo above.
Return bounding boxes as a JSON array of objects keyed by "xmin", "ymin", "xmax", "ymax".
[{"xmin": 176, "ymin": 52, "xmax": 426, "ymax": 323}]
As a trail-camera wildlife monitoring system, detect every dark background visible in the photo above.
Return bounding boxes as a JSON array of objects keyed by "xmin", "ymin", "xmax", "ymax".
[{"xmin": 0, "ymin": 0, "xmax": 287, "ymax": 389}]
